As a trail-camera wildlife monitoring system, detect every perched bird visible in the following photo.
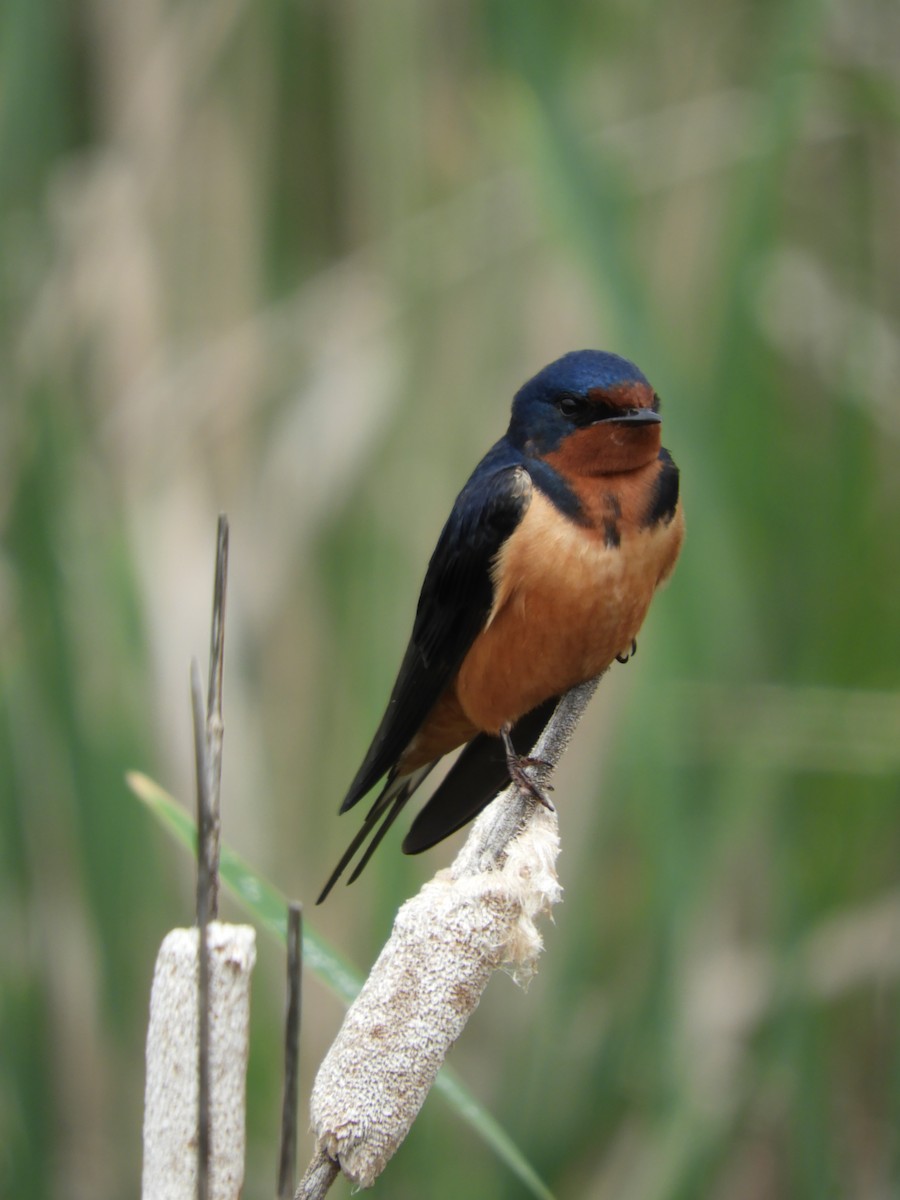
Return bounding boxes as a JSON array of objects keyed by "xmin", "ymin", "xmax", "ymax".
[{"xmin": 317, "ymin": 349, "xmax": 683, "ymax": 903}]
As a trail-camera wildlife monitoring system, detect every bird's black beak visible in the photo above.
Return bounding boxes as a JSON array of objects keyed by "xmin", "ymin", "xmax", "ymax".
[{"xmin": 607, "ymin": 407, "xmax": 661, "ymax": 425}]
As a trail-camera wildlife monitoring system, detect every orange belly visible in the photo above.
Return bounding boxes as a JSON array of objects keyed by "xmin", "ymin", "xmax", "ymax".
[
  {"xmin": 455, "ymin": 488, "xmax": 683, "ymax": 732},
  {"xmin": 399, "ymin": 482, "xmax": 683, "ymax": 773}
]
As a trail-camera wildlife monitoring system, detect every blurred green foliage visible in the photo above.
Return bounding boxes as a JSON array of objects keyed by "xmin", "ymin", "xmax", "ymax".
[{"xmin": 2, "ymin": 1, "xmax": 899, "ymax": 1198}]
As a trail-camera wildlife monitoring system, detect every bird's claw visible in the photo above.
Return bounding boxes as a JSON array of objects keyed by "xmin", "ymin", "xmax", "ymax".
[
  {"xmin": 508, "ymin": 759, "xmax": 556, "ymax": 810},
  {"xmin": 518, "ymin": 753, "xmax": 552, "ymax": 771},
  {"xmin": 616, "ymin": 638, "xmax": 638, "ymax": 664},
  {"xmin": 500, "ymin": 725, "xmax": 556, "ymax": 810}
]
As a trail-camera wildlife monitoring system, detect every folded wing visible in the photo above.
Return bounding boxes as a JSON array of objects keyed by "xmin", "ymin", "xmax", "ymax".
[{"xmin": 316, "ymin": 460, "xmax": 533, "ymax": 901}]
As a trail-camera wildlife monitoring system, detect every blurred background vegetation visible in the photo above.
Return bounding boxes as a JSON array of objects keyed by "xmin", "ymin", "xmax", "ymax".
[{"xmin": 2, "ymin": 0, "xmax": 899, "ymax": 1197}]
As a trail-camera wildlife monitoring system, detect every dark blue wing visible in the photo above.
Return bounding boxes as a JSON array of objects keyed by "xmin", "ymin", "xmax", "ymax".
[{"xmin": 339, "ymin": 457, "xmax": 533, "ymax": 815}]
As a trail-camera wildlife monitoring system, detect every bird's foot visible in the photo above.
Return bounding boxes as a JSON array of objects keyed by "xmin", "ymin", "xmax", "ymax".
[
  {"xmin": 518, "ymin": 753, "xmax": 553, "ymax": 771},
  {"xmin": 500, "ymin": 725, "xmax": 555, "ymax": 810},
  {"xmin": 616, "ymin": 638, "xmax": 638, "ymax": 664}
]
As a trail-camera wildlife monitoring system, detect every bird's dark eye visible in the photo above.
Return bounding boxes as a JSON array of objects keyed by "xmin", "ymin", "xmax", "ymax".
[{"xmin": 556, "ymin": 394, "xmax": 580, "ymax": 417}]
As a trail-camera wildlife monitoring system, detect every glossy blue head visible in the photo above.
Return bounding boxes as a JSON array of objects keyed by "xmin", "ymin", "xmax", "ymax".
[
  {"xmin": 508, "ymin": 348, "xmax": 662, "ymax": 477},
  {"xmin": 506, "ymin": 350, "xmax": 661, "ymax": 468},
  {"xmin": 525, "ymin": 349, "xmax": 649, "ymax": 396}
]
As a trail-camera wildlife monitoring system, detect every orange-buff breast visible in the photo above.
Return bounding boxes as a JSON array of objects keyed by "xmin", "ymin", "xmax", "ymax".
[{"xmin": 455, "ymin": 485, "xmax": 683, "ymax": 733}]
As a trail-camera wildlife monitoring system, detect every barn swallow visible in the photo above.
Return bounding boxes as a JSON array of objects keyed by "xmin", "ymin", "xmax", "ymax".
[{"xmin": 317, "ymin": 349, "xmax": 683, "ymax": 903}]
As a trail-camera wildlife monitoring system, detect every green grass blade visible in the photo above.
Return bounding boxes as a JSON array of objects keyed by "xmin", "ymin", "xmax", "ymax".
[
  {"xmin": 126, "ymin": 770, "xmax": 557, "ymax": 1200},
  {"xmin": 431, "ymin": 1069, "xmax": 557, "ymax": 1200},
  {"xmin": 126, "ymin": 771, "xmax": 361, "ymax": 1004}
]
